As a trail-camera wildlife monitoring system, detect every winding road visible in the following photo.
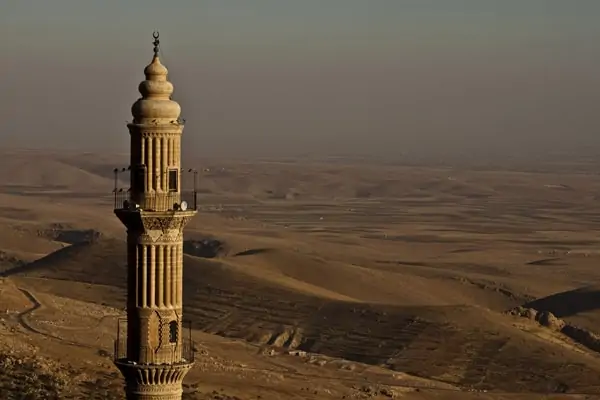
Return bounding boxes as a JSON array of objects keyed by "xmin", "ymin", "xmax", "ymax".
[{"xmin": 16, "ymin": 287, "xmax": 113, "ymax": 349}]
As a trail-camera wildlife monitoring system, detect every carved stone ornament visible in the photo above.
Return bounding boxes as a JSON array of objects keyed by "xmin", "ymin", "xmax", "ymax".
[
  {"xmin": 141, "ymin": 215, "xmax": 193, "ymax": 233},
  {"xmin": 138, "ymin": 231, "xmax": 183, "ymax": 244}
]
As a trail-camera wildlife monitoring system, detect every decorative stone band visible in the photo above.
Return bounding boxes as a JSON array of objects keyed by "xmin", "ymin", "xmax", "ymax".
[
  {"xmin": 142, "ymin": 214, "xmax": 195, "ymax": 232},
  {"xmin": 137, "ymin": 231, "xmax": 183, "ymax": 244},
  {"xmin": 127, "ymin": 124, "xmax": 185, "ymax": 135},
  {"xmin": 136, "ymin": 131, "xmax": 185, "ymax": 138},
  {"xmin": 115, "ymin": 361, "xmax": 193, "ymax": 399}
]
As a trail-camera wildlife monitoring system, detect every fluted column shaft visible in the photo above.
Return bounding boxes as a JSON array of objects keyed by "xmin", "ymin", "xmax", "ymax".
[{"xmin": 131, "ymin": 242, "xmax": 183, "ymax": 310}]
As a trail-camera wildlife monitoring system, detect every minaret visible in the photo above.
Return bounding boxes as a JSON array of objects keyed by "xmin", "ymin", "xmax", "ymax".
[{"xmin": 113, "ymin": 32, "xmax": 196, "ymax": 400}]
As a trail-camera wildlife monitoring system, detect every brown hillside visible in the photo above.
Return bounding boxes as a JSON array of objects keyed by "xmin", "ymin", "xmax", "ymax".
[
  {"xmin": 4, "ymin": 151, "xmax": 600, "ymax": 398},
  {"xmin": 9, "ymin": 237, "xmax": 600, "ymax": 394},
  {"xmin": 0, "ymin": 151, "xmax": 115, "ymax": 193}
]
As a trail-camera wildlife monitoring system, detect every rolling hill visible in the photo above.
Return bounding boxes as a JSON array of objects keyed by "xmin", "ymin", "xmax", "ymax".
[
  {"xmin": 6, "ymin": 234, "xmax": 600, "ymax": 394},
  {"xmin": 3, "ymin": 151, "xmax": 600, "ymax": 398}
]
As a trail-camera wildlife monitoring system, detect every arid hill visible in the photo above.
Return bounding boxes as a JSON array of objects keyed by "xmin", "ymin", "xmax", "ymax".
[
  {"xmin": 7, "ymin": 234, "xmax": 600, "ymax": 395},
  {"xmin": 3, "ymin": 150, "xmax": 600, "ymax": 398}
]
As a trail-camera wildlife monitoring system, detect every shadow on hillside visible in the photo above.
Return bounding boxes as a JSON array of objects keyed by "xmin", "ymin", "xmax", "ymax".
[
  {"xmin": 233, "ymin": 248, "xmax": 273, "ymax": 257},
  {"xmin": 524, "ymin": 286, "xmax": 600, "ymax": 318},
  {"xmin": 526, "ymin": 258, "xmax": 566, "ymax": 266},
  {"xmin": 36, "ymin": 223, "xmax": 102, "ymax": 245},
  {"xmin": 183, "ymin": 239, "xmax": 227, "ymax": 259},
  {"xmin": 0, "ymin": 238, "xmax": 124, "ymax": 280}
]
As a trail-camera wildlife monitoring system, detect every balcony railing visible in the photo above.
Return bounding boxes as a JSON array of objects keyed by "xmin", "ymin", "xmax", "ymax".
[
  {"xmin": 113, "ymin": 190, "xmax": 197, "ymax": 211},
  {"xmin": 113, "ymin": 337, "xmax": 195, "ymax": 365},
  {"xmin": 113, "ymin": 319, "xmax": 195, "ymax": 365}
]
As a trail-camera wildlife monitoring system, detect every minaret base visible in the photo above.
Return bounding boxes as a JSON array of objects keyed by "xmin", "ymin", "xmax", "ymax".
[{"xmin": 115, "ymin": 361, "xmax": 193, "ymax": 400}]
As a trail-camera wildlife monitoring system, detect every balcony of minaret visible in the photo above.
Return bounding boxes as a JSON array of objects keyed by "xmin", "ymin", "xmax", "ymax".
[
  {"xmin": 112, "ymin": 167, "xmax": 199, "ymax": 212},
  {"xmin": 114, "ymin": 318, "xmax": 195, "ymax": 366}
]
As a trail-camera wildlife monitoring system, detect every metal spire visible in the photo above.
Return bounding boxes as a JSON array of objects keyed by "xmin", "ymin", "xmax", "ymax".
[{"xmin": 152, "ymin": 31, "xmax": 160, "ymax": 56}]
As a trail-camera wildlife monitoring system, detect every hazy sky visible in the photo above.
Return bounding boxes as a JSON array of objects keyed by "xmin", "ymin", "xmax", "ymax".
[{"xmin": 1, "ymin": 1, "xmax": 599, "ymax": 160}]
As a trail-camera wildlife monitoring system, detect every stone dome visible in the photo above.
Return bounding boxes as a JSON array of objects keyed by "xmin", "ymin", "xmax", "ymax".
[
  {"xmin": 144, "ymin": 57, "xmax": 169, "ymax": 78},
  {"xmin": 131, "ymin": 55, "xmax": 181, "ymax": 122}
]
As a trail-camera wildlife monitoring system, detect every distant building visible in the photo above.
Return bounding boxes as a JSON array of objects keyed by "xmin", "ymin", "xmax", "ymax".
[{"xmin": 112, "ymin": 32, "xmax": 197, "ymax": 400}]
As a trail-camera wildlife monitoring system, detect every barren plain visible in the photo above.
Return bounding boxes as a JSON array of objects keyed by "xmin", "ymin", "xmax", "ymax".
[{"xmin": 2, "ymin": 149, "xmax": 600, "ymax": 399}]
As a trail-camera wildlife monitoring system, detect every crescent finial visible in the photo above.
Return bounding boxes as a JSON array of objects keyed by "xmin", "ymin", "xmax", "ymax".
[{"xmin": 152, "ymin": 31, "xmax": 160, "ymax": 56}]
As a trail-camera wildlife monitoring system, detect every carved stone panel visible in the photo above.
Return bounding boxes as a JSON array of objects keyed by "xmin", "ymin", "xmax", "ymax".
[
  {"xmin": 141, "ymin": 214, "xmax": 194, "ymax": 234},
  {"xmin": 138, "ymin": 230, "xmax": 183, "ymax": 244},
  {"xmin": 147, "ymin": 311, "xmax": 160, "ymax": 349}
]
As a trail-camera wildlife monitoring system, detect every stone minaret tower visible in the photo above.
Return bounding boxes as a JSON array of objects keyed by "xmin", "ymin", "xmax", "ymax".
[{"xmin": 113, "ymin": 32, "xmax": 196, "ymax": 400}]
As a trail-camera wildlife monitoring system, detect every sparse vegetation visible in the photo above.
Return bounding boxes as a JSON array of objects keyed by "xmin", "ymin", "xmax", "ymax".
[{"xmin": 0, "ymin": 353, "xmax": 67, "ymax": 399}]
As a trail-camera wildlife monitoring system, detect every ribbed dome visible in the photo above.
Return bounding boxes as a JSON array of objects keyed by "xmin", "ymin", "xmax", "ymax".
[{"xmin": 131, "ymin": 55, "xmax": 181, "ymax": 123}]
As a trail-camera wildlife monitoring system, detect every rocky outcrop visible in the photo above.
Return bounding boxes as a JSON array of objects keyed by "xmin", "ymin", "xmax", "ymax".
[{"xmin": 508, "ymin": 305, "xmax": 600, "ymax": 354}]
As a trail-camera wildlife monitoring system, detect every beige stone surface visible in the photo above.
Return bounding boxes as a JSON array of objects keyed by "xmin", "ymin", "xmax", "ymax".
[{"xmin": 115, "ymin": 33, "xmax": 196, "ymax": 399}]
